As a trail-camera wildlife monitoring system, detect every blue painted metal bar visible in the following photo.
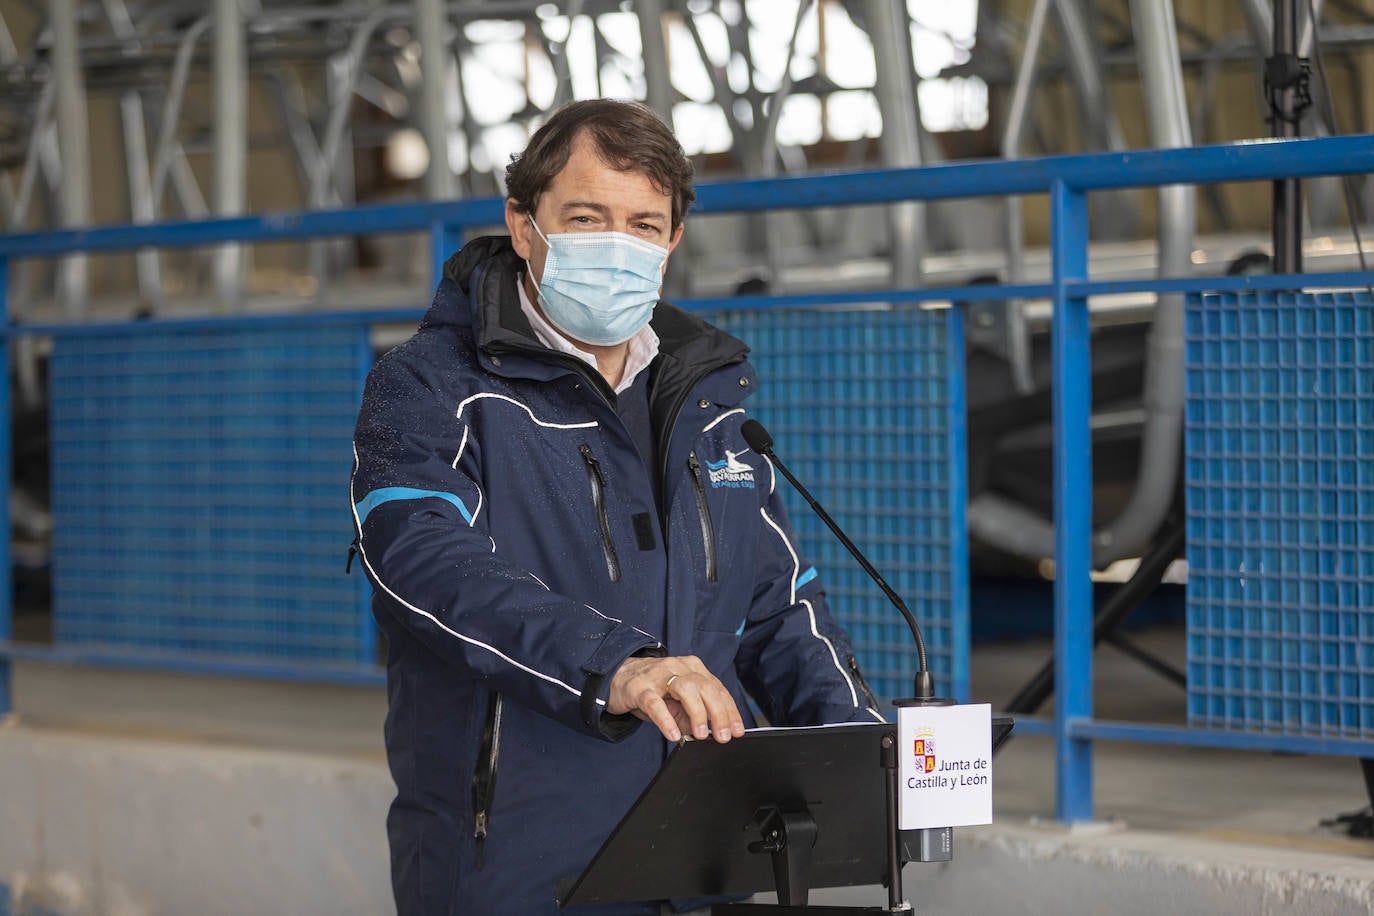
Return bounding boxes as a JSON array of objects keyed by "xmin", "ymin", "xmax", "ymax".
[
  {"xmin": 675, "ymin": 284, "xmax": 1051, "ymax": 313},
  {"xmin": 1068, "ymin": 720, "xmax": 1374, "ymax": 757},
  {"xmin": 0, "ymin": 198, "xmax": 508, "ymax": 259},
  {"xmin": 13, "ymin": 307, "xmax": 427, "ymax": 339},
  {"xmin": 0, "ymin": 255, "xmax": 9, "ymax": 720},
  {"xmin": 690, "ymin": 135, "xmax": 1374, "ymax": 211},
  {"xmin": 946, "ymin": 305, "xmax": 971, "ymax": 704},
  {"xmin": 430, "ymin": 220, "xmax": 465, "ymax": 291},
  {"xmin": 3, "ymin": 286, "xmax": 1053, "ymax": 340},
  {"xmin": 3, "ymin": 136, "xmax": 1373, "ymax": 261},
  {"xmin": 7, "ymin": 270, "xmax": 1369, "ymax": 345},
  {"xmin": 353, "ymin": 324, "xmax": 380, "ymax": 667},
  {"xmin": 1002, "ymin": 716, "xmax": 1054, "ymax": 738},
  {"xmin": 0, "ymin": 640, "xmax": 387, "ymax": 686},
  {"xmin": 1050, "ymin": 179, "xmax": 1094, "ymax": 822},
  {"xmin": 1068, "ymin": 271, "xmax": 1374, "ymax": 297}
]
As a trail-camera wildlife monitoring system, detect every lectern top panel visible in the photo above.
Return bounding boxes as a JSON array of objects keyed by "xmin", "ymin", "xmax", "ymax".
[{"xmin": 558, "ymin": 723, "xmax": 892, "ymax": 908}]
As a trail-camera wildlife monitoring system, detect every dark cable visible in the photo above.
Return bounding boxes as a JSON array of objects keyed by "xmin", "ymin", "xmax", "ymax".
[{"xmin": 1303, "ymin": 0, "xmax": 1373, "ymax": 295}]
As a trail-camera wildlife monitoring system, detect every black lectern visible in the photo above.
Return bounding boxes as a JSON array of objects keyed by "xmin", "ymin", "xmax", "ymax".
[{"xmin": 557, "ymin": 718, "xmax": 1012, "ymax": 913}]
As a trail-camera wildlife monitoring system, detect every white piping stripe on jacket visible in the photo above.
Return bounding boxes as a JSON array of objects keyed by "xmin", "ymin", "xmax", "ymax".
[
  {"xmin": 800, "ymin": 598, "xmax": 861, "ymax": 708},
  {"xmin": 703, "ymin": 407, "xmax": 744, "ymax": 432},
  {"xmin": 450, "ymin": 426, "xmax": 483, "ymax": 525},
  {"xmin": 351, "ymin": 446, "xmax": 595, "ymax": 705},
  {"xmin": 456, "ymin": 392, "xmax": 599, "ymax": 429},
  {"xmin": 453, "ymin": 425, "xmax": 469, "ymax": 468},
  {"xmin": 759, "ymin": 506, "xmax": 863, "ymax": 708}
]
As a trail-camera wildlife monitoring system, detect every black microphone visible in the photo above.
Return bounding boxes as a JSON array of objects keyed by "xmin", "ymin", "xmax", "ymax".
[{"xmin": 741, "ymin": 419, "xmax": 935, "ymax": 700}]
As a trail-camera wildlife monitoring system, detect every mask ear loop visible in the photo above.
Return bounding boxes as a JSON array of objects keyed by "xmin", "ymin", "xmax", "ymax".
[{"xmin": 523, "ymin": 215, "xmax": 549, "ymax": 289}]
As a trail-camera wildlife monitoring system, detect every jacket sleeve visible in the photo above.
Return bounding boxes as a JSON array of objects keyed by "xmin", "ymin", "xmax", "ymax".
[
  {"xmin": 351, "ymin": 351, "xmax": 658, "ymax": 739},
  {"xmin": 733, "ymin": 455, "xmax": 887, "ymax": 727}
]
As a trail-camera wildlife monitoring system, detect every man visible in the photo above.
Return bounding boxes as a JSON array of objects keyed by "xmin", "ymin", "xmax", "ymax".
[{"xmin": 351, "ymin": 99, "xmax": 882, "ymax": 915}]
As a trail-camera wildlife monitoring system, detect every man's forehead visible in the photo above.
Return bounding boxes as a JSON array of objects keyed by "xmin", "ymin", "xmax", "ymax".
[{"xmin": 541, "ymin": 145, "xmax": 672, "ymax": 212}]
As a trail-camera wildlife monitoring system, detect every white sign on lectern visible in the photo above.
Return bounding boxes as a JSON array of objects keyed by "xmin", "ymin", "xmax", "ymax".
[{"xmin": 897, "ymin": 703, "xmax": 993, "ymax": 830}]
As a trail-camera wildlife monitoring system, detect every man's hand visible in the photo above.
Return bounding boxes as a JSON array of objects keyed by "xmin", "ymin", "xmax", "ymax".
[{"xmin": 607, "ymin": 655, "xmax": 746, "ymax": 744}]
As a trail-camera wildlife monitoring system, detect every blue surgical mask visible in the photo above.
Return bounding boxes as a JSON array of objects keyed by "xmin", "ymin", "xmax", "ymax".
[{"xmin": 525, "ymin": 218, "xmax": 668, "ymax": 346}]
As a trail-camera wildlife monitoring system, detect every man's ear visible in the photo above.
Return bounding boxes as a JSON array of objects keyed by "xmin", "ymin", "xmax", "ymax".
[
  {"xmin": 666, "ymin": 222, "xmax": 684, "ymax": 257},
  {"xmin": 506, "ymin": 199, "xmax": 533, "ymax": 259}
]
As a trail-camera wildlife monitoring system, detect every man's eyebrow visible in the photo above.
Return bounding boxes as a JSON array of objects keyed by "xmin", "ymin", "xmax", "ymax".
[
  {"xmin": 559, "ymin": 200, "xmax": 610, "ymax": 214},
  {"xmin": 559, "ymin": 201, "xmax": 669, "ymax": 223}
]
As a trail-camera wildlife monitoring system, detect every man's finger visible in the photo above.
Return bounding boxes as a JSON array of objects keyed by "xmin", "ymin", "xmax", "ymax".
[
  {"xmin": 636, "ymin": 687, "xmax": 682, "ymax": 742},
  {"xmin": 666, "ymin": 676, "xmax": 713, "ymax": 741},
  {"xmin": 699, "ymin": 680, "xmax": 745, "ymax": 742}
]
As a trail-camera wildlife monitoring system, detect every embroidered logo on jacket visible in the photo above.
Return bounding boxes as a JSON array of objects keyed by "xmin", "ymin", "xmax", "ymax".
[{"xmin": 705, "ymin": 451, "xmax": 756, "ymax": 489}]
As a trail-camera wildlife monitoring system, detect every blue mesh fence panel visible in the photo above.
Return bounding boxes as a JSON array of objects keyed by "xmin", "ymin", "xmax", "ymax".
[
  {"xmin": 1185, "ymin": 291, "xmax": 1374, "ymax": 736},
  {"xmin": 703, "ymin": 304, "xmax": 964, "ymax": 703},
  {"xmin": 49, "ymin": 325, "xmax": 373, "ymax": 665}
]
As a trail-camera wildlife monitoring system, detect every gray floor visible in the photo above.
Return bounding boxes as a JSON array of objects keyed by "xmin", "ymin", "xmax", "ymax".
[{"xmin": 6, "ymin": 624, "xmax": 1371, "ymax": 848}]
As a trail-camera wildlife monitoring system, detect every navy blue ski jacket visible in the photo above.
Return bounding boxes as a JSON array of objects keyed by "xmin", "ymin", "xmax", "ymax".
[{"xmin": 351, "ymin": 236, "xmax": 883, "ymax": 915}]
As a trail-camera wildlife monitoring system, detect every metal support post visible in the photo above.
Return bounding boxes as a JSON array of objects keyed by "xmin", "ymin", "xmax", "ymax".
[
  {"xmin": 213, "ymin": 0, "xmax": 246, "ymax": 310},
  {"xmin": 1271, "ymin": 0, "xmax": 1307, "ymax": 272},
  {"xmin": 120, "ymin": 90, "xmax": 166, "ymax": 311},
  {"xmin": 1001, "ymin": 0, "xmax": 1052, "ymax": 395},
  {"xmin": 636, "ymin": 0, "xmax": 674, "ymax": 124},
  {"xmin": 945, "ymin": 303, "xmax": 971, "ymax": 705},
  {"xmin": 1085, "ymin": 0, "xmax": 1193, "ymax": 564},
  {"xmin": 0, "ymin": 255, "xmax": 11, "ymax": 719},
  {"xmin": 430, "ymin": 221, "xmax": 463, "ymax": 292},
  {"xmin": 1054, "ymin": 0, "xmax": 1137, "ymax": 240},
  {"xmin": 152, "ymin": 16, "xmax": 212, "ymax": 212},
  {"xmin": 1050, "ymin": 179, "xmax": 1093, "ymax": 823},
  {"xmin": 414, "ymin": 0, "xmax": 456, "ymax": 201},
  {"xmin": 105, "ymin": 0, "xmax": 165, "ymax": 308},
  {"xmin": 50, "ymin": 0, "xmax": 91, "ymax": 318},
  {"xmin": 864, "ymin": 0, "xmax": 925, "ymax": 287}
]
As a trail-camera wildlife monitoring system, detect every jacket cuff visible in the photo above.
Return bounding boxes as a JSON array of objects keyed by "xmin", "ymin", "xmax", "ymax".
[{"xmin": 580, "ymin": 626, "xmax": 665, "ymax": 737}]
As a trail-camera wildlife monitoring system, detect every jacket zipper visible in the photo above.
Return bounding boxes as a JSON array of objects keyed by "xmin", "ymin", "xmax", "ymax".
[
  {"xmin": 686, "ymin": 452, "xmax": 719, "ymax": 583},
  {"xmin": 472, "ymin": 692, "xmax": 504, "ymax": 870},
  {"xmin": 579, "ymin": 444, "xmax": 622, "ymax": 582},
  {"xmin": 848, "ymin": 654, "xmax": 880, "ymax": 710}
]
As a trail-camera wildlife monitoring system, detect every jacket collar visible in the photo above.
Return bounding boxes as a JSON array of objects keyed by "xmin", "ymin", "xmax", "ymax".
[{"xmin": 435, "ymin": 235, "xmax": 751, "ymax": 396}]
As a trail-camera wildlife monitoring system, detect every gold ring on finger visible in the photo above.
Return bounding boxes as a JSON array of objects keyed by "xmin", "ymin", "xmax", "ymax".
[{"xmin": 665, "ymin": 674, "xmax": 679, "ymax": 691}]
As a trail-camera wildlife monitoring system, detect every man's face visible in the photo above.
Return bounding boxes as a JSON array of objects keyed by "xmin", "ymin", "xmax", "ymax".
[{"xmin": 506, "ymin": 132, "xmax": 684, "ymax": 295}]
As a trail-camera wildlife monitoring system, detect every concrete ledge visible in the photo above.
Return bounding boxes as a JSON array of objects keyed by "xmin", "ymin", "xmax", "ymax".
[
  {"xmin": 3, "ymin": 724, "xmax": 1373, "ymax": 915},
  {"xmin": 803, "ymin": 821, "xmax": 1374, "ymax": 914},
  {"xmin": 0, "ymin": 726, "xmax": 392, "ymax": 916}
]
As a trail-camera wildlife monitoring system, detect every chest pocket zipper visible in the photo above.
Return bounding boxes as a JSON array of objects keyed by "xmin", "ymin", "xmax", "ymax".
[
  {"xmin": 687, "ymin": 452, "xmax": 718, "ymax": 583},
  {"xmin": 579, "ymin": 444, "xmax": 621, "ymax": 582},
  {"xmin": 472, "ymin": 692, "xmax": 503, "ymax": 870}
]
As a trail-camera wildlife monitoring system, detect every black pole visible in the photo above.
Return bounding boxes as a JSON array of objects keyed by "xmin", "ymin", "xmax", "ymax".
[
  {"xmin": 1269, "ymin": 0, "xmax": 1306, "ymax": 273},
  {"xmin": 881, "ymin": 733, "xmax": 904, "ymax": 912},
  {"xmin": 1002, "ymin": 521, "xmax": 1186, "ymax": 717}
]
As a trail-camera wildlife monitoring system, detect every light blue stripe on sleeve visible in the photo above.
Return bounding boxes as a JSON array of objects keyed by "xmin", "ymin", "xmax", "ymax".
[
  {"xmin": 356, "ymin": 486, "xmax": 474, "ymax": 525},
  {"xmin": 796, "ymin": 566, "xmax": 818, "ymax": 589}
]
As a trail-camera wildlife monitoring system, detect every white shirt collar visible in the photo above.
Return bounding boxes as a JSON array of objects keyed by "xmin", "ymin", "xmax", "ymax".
[{"xmin": 516, "ymin": 274, "xmax": 660, "ymax": 394}]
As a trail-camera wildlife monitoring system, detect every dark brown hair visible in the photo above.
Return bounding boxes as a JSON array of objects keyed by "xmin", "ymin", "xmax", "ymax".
[{"xmin": 505, "ymin": 99, "xmax": 695, "ymax": 230}]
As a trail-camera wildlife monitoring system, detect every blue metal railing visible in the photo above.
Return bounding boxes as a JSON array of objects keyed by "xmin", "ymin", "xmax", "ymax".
[{"xmin": 2, "ymin": 133, "xmax": 1373, "ymax": 822}]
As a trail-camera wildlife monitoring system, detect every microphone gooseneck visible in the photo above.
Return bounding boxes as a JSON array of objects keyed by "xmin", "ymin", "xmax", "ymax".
[{"xmin": 740, "ymin": 419, "xmax": 932, "ymax": 698}]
